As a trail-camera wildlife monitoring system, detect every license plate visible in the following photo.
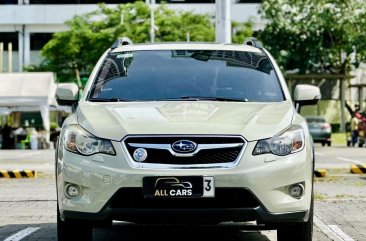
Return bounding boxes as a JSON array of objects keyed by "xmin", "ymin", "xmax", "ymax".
[{"xmin": 143, "ymin": 176, "xmax": 215, "ymax": 198}]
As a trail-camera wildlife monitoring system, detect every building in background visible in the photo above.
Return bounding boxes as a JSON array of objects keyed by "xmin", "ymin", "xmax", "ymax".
[{"xmin": 0, "ymin": 0, "xmax": 261, "ymax": 72}]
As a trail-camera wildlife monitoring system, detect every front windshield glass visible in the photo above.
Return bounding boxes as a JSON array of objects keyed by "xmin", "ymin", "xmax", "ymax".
[{"xmin": 88, "ymin": 49, "xmax": 284, "ymax": 102}]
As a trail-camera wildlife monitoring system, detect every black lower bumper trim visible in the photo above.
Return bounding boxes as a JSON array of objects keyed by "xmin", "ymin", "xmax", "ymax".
[
  {"xmin": 62, "ymin": 187, "xmax": 309, "ymax": 226},
  {"xmin": 62, "ymin": 206, "xmax": 308, "ymax": 225}
]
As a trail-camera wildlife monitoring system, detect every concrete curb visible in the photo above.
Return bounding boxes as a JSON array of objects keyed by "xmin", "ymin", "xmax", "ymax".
[
  {"xmin": 0, "ymin": 170, "xmax": 36, "ymax": 178},
  {"xmin": 314, "ymin": 169, "xmax": 327, "ymax": 177},
  {"xmin": 350, "ymin": 164, "xmax": 366, "ymax": 174}
]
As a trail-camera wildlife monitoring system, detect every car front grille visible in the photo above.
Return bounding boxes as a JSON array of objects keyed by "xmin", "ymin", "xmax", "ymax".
[{"xmin": 123, "ymin": 136, "xmax": 245, "ymax": 166}]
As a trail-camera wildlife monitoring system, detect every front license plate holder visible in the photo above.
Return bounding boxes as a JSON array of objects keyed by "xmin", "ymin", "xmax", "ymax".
[{"xmin": 143, "ymin": 176, "xmax": 215, "ymax": 198}]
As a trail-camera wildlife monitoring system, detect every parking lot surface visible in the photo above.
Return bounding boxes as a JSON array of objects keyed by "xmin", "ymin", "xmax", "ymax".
[{"xmin": 1, "ymin": 147, "xmax": 365, "ymax": 241}]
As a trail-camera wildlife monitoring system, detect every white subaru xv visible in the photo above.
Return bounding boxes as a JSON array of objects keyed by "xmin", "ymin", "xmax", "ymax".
[{"xmin": 56, "ymin": 38, "xmax": 320, "ymax": 241}]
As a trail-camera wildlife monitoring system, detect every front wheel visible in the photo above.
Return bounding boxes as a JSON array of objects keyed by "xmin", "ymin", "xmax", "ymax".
[
  {"xmin": 57, "ymin": 205, "xmax": 93, "ymax": 241},
  {"xmin": 277, "ymin": 200, "xmax": 313, "ymax": 241}
]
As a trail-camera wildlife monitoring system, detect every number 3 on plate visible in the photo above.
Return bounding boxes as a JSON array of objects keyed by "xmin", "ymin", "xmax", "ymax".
[{"xmin": 203, "ymin": 176, "xmax": 215, "ymax": 197}]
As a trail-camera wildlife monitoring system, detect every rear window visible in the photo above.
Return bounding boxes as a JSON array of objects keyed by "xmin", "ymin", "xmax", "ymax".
[
  {"xmin": 306, "ymin": 117, "xmax": 326, "ymax": 123},
  {"xmin": 88, "ymin": 50, "xmax": 284, "ymax": 102}
]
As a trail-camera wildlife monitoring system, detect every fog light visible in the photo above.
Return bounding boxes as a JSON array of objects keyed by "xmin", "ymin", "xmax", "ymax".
[
  {"xmin": 65, "ymin": 183, "xmax": 80, "ymax": 198},
  {"xmin": 288, "ymin": 183, "xmax": 304, "ymax": 199}
]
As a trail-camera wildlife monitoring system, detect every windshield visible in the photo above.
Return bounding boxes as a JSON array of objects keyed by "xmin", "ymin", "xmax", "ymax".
[{"xmin": 88, "ymin": 49, "xmax": 284, "ymax": 102}]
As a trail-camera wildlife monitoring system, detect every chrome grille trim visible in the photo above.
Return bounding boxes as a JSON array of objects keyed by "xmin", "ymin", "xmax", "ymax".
[
  {"xmin": 121, "ymin": 135, "xmax": 247, "ymax": 169},
  {"xmin": 128, "ymin": 143, "xmax": 244, "ymax": 157}
]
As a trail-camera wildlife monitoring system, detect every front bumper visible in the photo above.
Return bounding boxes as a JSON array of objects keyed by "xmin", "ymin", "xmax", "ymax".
[
  {"xmin": 57, "ymin": 141, "xmax": 313, "ymax": 224},
  {"xmin": 61, "ymin": 187, "xmax": 309, "ymax": 224}
]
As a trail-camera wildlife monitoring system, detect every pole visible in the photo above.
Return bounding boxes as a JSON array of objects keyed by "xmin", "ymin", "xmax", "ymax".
[
  {"xmin": 150, "ymin": 0, "xmax": 155, "ymax": 43},
  {"xmin": 0, "ymin": 42, "xmax": 3, "ymax": 73},
  {"xmin": 18, "ymin": 26, "xmax": 24, "ymax": 71},
  {"xmin": 359, "ymin": 86, "xmax": 364, "ymax": 111},
  {"xmin": 8, "ymin": 42, "xmax": 12, "ymax": 73},
  {"xmin": 215, "ymin": 0, "xmax": 231, "ymax": 43},
  {"xmin": 340, "ymin": 78, "xmax": 346, "ymax": 132},
  {"xmin": 24, "ymin": 26, "xmax": 30, "ymax": 66}
]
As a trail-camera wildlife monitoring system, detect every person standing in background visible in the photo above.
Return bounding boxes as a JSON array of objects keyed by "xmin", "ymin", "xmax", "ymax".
[{"xmin": 351, "ymin": 104, "xmax": 361, "ymax": 147}]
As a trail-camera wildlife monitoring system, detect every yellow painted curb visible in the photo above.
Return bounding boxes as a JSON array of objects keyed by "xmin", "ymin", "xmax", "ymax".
[
  {"xmin": 0, "ymin": 170, "xmax": 36, "ymax": 178},
  {"xmin": 314, "ymin": 169, "xmax": 327, "ymax": 177},
  {"xmin": 351, "ymin": 164, "xmax": 366, "ymax": 174}
]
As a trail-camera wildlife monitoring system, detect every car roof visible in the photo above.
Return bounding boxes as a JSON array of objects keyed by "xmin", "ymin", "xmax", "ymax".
[{"xmin": 111, "ymin": 42, "xmax": 263, "ymax": 53}]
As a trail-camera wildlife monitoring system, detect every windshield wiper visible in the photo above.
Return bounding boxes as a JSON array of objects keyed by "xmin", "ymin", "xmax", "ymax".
[
  {"xmin": 88, "ymin": 97, "xmax": 131, "ymax": 102},
  {"xmin": 179, "ymin": 96, "xmax": 248, "ymax": 102}
]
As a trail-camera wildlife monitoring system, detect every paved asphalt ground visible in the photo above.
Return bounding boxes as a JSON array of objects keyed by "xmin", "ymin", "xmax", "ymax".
[{"xmin": 0, "ymin": 144, "xmax": 365, "ymax": 241}]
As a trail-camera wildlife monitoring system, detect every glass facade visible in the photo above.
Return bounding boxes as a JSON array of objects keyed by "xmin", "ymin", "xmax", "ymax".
[
  {"xmin": 0, "ymin": 0, "xmax": 17, "ymax": 4},
  {"xmin": 0, "ymin": 33, "xmax": 18, "ymax": 50},
  {"xmin": 30, "ymin": 33, "xmax": 53, "ymax": 50}
]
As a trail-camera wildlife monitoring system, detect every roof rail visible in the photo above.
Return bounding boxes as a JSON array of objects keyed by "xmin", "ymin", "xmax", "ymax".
[
  {"xmin": 244, "ymin": 37, "xmax": 263, "ymax": 49},
  {"xmin": 111, "ymin": 37, "xmax": 133, "ymax": 49}
]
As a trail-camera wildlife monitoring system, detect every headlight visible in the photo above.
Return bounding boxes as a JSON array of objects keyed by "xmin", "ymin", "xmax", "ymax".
[
  {"xmin": 253, "ymin": 125, "xmax": 305, "ymax": 156},
  {"xmin": 62, "ymin": 125, "xmax": 116, "ymax": 156}
]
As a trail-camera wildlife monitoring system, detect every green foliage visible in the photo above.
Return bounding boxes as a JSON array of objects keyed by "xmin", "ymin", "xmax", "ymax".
[
  {"xmin": 232, "ymin": 21, "xmax": 254, "ymax": 44},
  {"xmin": 258, "ymin": 0, "xmax": 366, "ymax": 74},
  {"xmin": 26, "ymin": 2, "xmax": 215, "ymax": 84},
  {"xmin": 50, "ymin": 121, "xmax": 59, "ymax": 131}
]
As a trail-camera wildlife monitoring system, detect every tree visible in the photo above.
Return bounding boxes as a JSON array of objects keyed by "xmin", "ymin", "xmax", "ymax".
[
  {"xmin": 258, "ymin": 0, "xmax": 366, "ymax": 74},
  {"xmin": 26, "ymin": 2, "xmax": 215, "ymax": 84},
  {"xmin": 232, "ymin": 21, "xmax": 254, "ymax": 44}
]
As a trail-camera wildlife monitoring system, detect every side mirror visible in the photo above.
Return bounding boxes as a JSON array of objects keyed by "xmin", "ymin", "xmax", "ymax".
[
  {"xmin": 294, "ymin": 84, "xmax": 321, "ymax": 112},
  {"xmin": 56, "ymin": 83, "xmax": 79, "ymax": 106}
]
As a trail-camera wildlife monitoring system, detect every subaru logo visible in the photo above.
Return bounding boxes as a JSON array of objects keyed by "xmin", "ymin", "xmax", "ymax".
[{"xmin": 171, "ymin": 140, "xmax": 197, "ymax": 153}]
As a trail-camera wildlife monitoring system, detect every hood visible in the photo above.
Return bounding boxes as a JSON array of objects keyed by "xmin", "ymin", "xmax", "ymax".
[{"xmin": 77, "ymin": 101, "xmax": 295, "ymax": 142}]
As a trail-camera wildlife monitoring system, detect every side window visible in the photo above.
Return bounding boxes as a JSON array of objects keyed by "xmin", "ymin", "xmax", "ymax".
[{"xmin": 91, "ymin": 57, "xmax": 124, "ymax": 98}]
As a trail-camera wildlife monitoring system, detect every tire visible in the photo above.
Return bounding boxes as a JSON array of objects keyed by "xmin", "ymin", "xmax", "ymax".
[
  {"xmin": 327, "ymin": 141, "xmax": 331, "ymax": 146},
  {"xmin": 57, "ymin": 205, "xmax": 93, "ymax": 241},
  {"xmin": 358, "ymin": 143, "xmax": 363, "ymax": 148},
  {"xmin": 321, "ymin": 142, "xmax": 325, "ymax": 146},
  {"xmin": 347, "ymin": 141, "xmax": 351, "ymax": 147},
  {"xmin": 277, "ymin": 200, "xmax": 313, "ymax": 241}
]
